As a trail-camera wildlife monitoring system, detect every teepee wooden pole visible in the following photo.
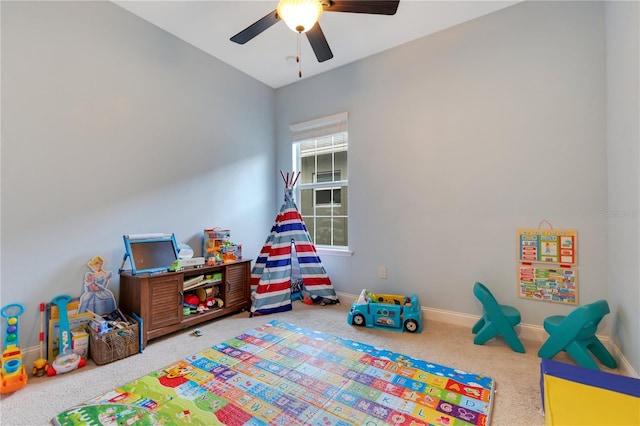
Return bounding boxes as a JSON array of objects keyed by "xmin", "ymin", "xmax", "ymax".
[
  {"xmin": 280, "ymin": 170, "xmax": 301, "ymax": 188},
  {"xmin": 291, "ymin": 171, "xmax": 301, "ymax": 188}
]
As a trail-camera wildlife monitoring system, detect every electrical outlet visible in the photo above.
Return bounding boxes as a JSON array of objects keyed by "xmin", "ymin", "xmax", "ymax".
[{"xmin": 379, "ymin": 267, "xmax": 387, "ymax": 279}]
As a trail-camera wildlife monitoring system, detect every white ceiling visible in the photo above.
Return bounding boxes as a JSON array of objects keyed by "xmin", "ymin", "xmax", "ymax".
[{"xmin": 112, "ymin": 0, "xmax": 521, "ymax": 89}]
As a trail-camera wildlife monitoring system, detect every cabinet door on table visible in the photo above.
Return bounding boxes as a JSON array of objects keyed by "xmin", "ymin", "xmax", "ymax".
[
  {"xmin": 148, "ymin": 274, "xmax": 183, "ymax": 330},
  {"xmin": 225, "ymin": 263, "xmax": 248, "ymax": 307}
]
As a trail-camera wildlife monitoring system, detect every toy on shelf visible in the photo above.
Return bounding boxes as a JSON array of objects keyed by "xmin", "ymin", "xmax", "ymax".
[
  {"xmin": 183, "ymin": 294, "xmax": 200, "ymax": 316},
  {"xmin": 205, "ymin": 248, "xmax": 223, "ymax": 266},
  {"xmin": 203, "ymin": 228, "xmax": 230, "ymax": 262},
  {"xmin": 196, "ymin": 286, "xmax": 223, "ymax": 311},
  {"xmin": 220, "ymin": 242, "xmax": 241, "ymax": 263},
  {"xmin": 1, "ymin": 303, "xmax": 28, "ymax": 394},
  {"xmin": 47, "ymin": 295, "xmax": 86, "ymax": 376},
  {"xmin": 203, "ymin": 228, "xmax": 242, "ymax": 265},
  {"xmin": 347, "ymin": 289, "xmax": 423, "ymax": 333},
  {"xmin": 32, "ymin": 303, "xmax": 49, "ymax": 377}
]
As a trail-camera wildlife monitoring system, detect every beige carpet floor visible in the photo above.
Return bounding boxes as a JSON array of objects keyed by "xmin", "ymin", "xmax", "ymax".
[{"xmin": 1, "ymin": 302, "xmax": 568, "ymax": 425}]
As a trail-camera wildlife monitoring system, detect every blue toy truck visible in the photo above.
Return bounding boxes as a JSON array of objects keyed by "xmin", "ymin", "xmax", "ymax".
[{"xmin": 347, "ymin": 289, "xmax": 423, "ymax": 333}]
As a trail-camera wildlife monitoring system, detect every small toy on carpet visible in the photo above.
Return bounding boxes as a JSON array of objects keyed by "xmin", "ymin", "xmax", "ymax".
[{"xmin": 300, "ymin": 289, "xmax": 340, "ymax": 306}]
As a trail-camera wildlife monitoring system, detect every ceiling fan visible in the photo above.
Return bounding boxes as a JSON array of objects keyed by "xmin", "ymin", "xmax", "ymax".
[{"xmin": 230, "ymin": 0, "xmax": 400, "ymax": 64}]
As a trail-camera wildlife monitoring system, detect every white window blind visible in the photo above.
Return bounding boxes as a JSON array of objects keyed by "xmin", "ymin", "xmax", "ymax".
[{"xmin": 289, "ymin": 112, "xmax": 348, "ymax": 142}]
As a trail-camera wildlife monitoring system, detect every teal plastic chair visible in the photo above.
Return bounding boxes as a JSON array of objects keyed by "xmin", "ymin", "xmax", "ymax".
[
  {"xmin": 538, "ymin": 300, "xmax": 617, "ymax": 370},
  {"xmin": 472, "ymin": 282, "xmax": 525, "ymax": 353}
]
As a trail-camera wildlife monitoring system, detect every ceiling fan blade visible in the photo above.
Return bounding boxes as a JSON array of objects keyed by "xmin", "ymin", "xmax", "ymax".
[
  {"xmin": 323, "ymin": 0, "xmax": 400, "ymax": 15},
  {"xmin": 306, "ymin": 23, "xmax": 333, "ymax": 63},
  {"xmin": 230, "ymin": 10, "xmax": 280, "ymax": 44}
]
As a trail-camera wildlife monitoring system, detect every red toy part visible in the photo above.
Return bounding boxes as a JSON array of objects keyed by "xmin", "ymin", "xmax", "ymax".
[{"xmin": 183, "ymin": 294, "xmax": 199, "ymax": 306}]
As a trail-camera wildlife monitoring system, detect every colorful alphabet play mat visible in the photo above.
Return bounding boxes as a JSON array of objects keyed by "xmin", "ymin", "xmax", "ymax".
[{"xmin": 53, "ymin": 320, "xmax": 495, "ymax": 425}]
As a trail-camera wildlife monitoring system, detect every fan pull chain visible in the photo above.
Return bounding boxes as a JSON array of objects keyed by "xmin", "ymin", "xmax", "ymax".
[{"xmin": 297, "ymin": 32, "xmax": 302, "ymax": 78}]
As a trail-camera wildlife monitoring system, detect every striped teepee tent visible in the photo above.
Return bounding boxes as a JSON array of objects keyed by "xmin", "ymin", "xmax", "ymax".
[{"xmin": 250, "ymin": 172, "xmax": 338, "ymax": 316}]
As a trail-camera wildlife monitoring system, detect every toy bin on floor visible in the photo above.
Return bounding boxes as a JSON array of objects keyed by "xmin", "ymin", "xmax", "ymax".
[{"xmin": 89, "ymin": 315, "xmax": 139, "ymax": 365}]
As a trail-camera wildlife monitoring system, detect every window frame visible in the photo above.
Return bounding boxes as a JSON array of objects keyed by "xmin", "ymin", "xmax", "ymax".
[{"xmin": 290, "ymin": 113, "xmax": 350, "ymax": 253}]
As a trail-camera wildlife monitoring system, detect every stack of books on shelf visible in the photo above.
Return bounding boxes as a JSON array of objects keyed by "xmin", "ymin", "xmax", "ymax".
[{"xmin": 183, "ymin": 274, "xmax": 222, "ymax": 291}]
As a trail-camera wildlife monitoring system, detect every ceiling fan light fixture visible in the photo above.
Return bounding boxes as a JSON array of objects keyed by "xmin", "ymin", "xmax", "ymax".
[{"xmin": 277, "ymin": 0, "xmax": 323, "ymax": 33}]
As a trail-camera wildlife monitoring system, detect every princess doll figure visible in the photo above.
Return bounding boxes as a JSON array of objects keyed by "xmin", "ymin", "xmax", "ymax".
[{"xmin": 78, "ymin": 256, "xmax": 116, "ymax": 315}]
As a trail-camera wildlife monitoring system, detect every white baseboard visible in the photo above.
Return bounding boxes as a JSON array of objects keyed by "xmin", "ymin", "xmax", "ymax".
[
  {"xmin": 421, "ymin": 305, "xmax": 548, "ymax": 343},
  {"xmin": 337, "ymin": 291, "xmax": 639, "ymax": 378}
]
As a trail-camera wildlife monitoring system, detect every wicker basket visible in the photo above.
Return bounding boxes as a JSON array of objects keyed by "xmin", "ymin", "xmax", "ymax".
[{"xmin": 89, "ymin": 315, "xmax": 139, "ymax": 365}]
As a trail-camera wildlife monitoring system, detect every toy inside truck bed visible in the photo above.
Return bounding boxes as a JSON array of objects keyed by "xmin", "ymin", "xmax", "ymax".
[{"xmin": 347, "ymin": 289, "xmax": 423, "ymax": 333}]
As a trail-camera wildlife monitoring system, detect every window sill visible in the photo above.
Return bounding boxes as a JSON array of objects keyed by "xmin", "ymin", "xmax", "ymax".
[{"xmin": 316, "ymin": 247, "xmax": 353, "ymax": 257}]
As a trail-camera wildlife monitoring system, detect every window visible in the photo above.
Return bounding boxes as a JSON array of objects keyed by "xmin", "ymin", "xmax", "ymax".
[
  {"xmin": 315, "ymin": 188, "xmax": 341, "ymax": 206},
  {"xmin": 315, "ymin": 171, "xmax": 341, "ymax": 207},
  {"xmin": 291, "ymin": 113, "xmax": 348, "ymax": 249}
]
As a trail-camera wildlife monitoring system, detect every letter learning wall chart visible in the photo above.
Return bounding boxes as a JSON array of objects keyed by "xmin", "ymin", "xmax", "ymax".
[{"xmin": 517, "ymin": 226, "xmax": 578, "ymax": 305}]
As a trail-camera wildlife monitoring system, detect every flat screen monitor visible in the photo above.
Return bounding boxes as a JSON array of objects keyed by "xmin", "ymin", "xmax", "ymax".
[{"xmin": 122, "ymin": 234, "xmax": 179, "ymax": 275}]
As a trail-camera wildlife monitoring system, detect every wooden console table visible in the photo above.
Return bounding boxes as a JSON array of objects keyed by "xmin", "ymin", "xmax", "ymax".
[{"xmin": 119, "ymin": 259, "xmax": 251, "ymax": 347}]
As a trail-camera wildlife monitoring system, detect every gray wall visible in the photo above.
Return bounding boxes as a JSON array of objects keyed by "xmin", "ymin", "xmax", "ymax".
[
  {"xmin": 1, "ymin": 1, "xmax": 276, "ymax": 347},
  {"xmin": 276, "ymin": 0, "xmax": 637, "ymax": 371},
  {"xmin": 605, "ymin": 1, "xmax": 640, "ymax": 375}
]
